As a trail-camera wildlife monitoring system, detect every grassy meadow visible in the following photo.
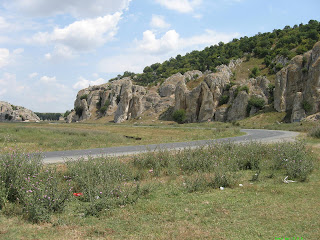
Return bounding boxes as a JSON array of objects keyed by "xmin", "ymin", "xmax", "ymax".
[
  {"xmin": 0, "ymin": 121, "xmax": 243, "ymax": 152},
  {"xmin": 0, "ymin": 116, "xmax": 320, "ymax": 239},
  {"xmin": 0, "ymin": 138, "xmax": 319, "ymax": 239}
]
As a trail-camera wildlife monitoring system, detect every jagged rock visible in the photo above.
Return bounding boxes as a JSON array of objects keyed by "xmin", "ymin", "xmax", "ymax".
[
  {"xmin": 215, "ymin": 106, "xmax": 228, "ymax": 122},
  {"xmin": 275, "ymin": 41, "xmax": 320, "ymax": 122},
  {"xmin": 227, "ymin": 91, "xmax": 249, "ymax": 122},
  {"xmin": 67, "ymin": 56, "xmax": 281, "ymax": 124},
  {"xmin": 0, "ymin": 101, "xmax": 40, "ymax": 122},
  {"xmin": 198, "ymin": 82, "xmax": 215, "ymax": 122},
  {"xmin": 303, "ymin": 112, "xmax": 320, "ymax": 122},
  {"xmin": 272, "ymin": 55, "xmax": 289, "ymax": 73},
  {"xmin": 159, "ymin": 73, "xmax": 184, "ymax": 97},
  {"xmin": 114, "ymin": 79, "xmax": 133, "ymax": 123},
  {"xmin": 291, "ymin": 92, "xmax": 306, "ymax": 122},
  {"xmin": 184, "ymin": 70, "xmax": 203, "ymax": 82}
]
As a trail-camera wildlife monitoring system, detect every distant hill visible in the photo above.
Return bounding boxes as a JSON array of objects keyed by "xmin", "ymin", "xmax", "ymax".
[
  {"xmin": 67, "ymin": 20, "xmax": 320, "ymax": 124},
  {"xmin": 111, "ymin": 20, "xmax": 320, "ymax": 86}
]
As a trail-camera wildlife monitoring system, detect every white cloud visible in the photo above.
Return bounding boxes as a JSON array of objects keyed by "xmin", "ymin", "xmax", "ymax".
[
  {"xmin": 136, "ymin": 29, "xmax": 239, "ymax": 55},
  {"xmin": 32, "ymin": 12, "xmax": 122, "ymax": 53},
  {"xmin": 99, "ymin": 54, "xmax": 161, "ymax": 73},
  {"xmin": 150, "ymin": 15, "xmax": 171, "ymax": 29},
  {"xmin": 29, "ymin": 72, "xmax": 38, "ymax": 78},
  {"xmin": 0, "ymin": 48, "xmax": 24, "ymax": 68},
  {"xmin": 180, "ymin": 29, "xmax": 239, "ymax": 48},
  {"xmin": 40, "ymin": 76, "xmax": 56, "ymax": 84},
  {"xmin": 39, "ymin": 75, "xmax": 68, "ymax": 90},
  {"xmin": 0, "ymin": 73, "xmax": 27, "ymax": 97},
  {"xmin": 99, "ymin": 28, "xmax": 239, "ymax": 74},
  {"xmin": 5, "ymin": 0, "xmax": 131, "ymax": 18},
  {"xmin": 155, "ymin": 0, "xmax": 202, "ymax": 13},
  {"xmin": 0, "ymin": 48, "xmax": 10, "ymax": 68},
  {"xmin": 137, "ymin": 30, "xmax": 180, "ymax": 54},
  {"xmin": 0, "ymin": 16, "xmax": 11, "ymax": 30},
  {"xmin": 44, "ymin": 45, "xmax": 75, "ymax": 61},
  {"xmin": 73, "ymin": 77, "xmax": 106, "ymax": 89},
  {"xmin": 13, "ymin": 48, "xmax": 24, "ymax": 54},
  {"xmin": 0, "ymin": 72, "xmax": 75, "ymax": 112}
]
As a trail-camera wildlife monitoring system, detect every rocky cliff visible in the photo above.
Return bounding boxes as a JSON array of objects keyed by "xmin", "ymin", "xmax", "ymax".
[
  {"xmin": 274, "ymin": 41, "xmax": 320, "ymax": 122},
  {"xmin": 68, "ymin": 41, "xmax": 320, "ymax": 124},
  {"xmin": 68, "ymin": 59, "xmax": 271, "ymax": 123},
  {"xmin": 0, "ymin": 101, "xmax": 40, "ymax": 122}
]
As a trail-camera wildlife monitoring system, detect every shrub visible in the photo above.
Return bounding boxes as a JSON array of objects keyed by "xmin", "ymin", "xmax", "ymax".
[
  {"xmin": 172, "ymin": 109, "xmax": 186, "ymax": 124},
  {"xmin": 80, "ymin": 94, "xmax": 88, "ymax": 101},
  {"xmin": 240, "ymin": 85, "xmax": 249, "ymax": 94},
  {"xmin": 224, "ymin": 81, "xmax": 235, "ymax": 91},
  {"xmin": 249, "ymin": 66, "xmax": 260, "ymax": 78},
  {"xmin": 0, "ymin": 150, "xmax": 43, "ymax": 206},
  {"xmin": 99, "ymin": 100, "xmax": 111, "ymax": 114},
  {"xmin": 0, "ymin": 149, "xmax": 69, "ymax": 222},
  {"xmin": 63, "ymin": 110, "xmax": 71, "ymax": 118},
  {"xmin": 275, "ymin": 63, "xmax": 284, "ymax": 72},
  {"xmin": 308, "ymin": 126, "xmax": 320, "ymax": 139},
  {"xmin": 218, "ymin": 95, "xmax": 229, "ymax": 106},
  {"xmin": 302, "ymin": 67, "xmax": 308, "ymax": 74},
  {"xmin": 17, "ymin": 167, "xmax": 70, "ymax": 223},
  {"xmin": 301, "ymin": 100, "xmax": 312, "ymax": 113},
  {"xmin": 65, "ymin": 157, "xmax": 136, "ymax": 216},
  {"xmin": 75, "ymin": 106, "xmax": 84, "ymax": 117},
  {"xmin": 247, "ymin": 96, "xmax": 265, "ymax": 114}
]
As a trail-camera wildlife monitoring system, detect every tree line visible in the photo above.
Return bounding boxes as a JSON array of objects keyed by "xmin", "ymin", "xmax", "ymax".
[{"xmin": 110, "ymin": 20, "xmax": 320, "ymax": 86}]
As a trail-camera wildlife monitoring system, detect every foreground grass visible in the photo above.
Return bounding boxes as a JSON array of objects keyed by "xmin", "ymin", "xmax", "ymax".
[
  {"xmin": 0, "ymin": 122, "xmax": 242, "ymax": 152},
  {"xmin": 0, "ymin": 141, "xmax": 319, "ymax": 239}
]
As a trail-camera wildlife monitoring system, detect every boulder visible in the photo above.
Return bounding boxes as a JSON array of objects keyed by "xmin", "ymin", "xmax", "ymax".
[
  {"xmin": 227, "ymin": 91, "xmax": 249, "ymax": 122},
  {"xmin": 0, "ymin": 101, "xmax": 40, "ymax": 122}
]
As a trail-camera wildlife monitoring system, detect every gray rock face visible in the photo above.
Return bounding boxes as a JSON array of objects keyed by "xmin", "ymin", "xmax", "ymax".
[
  {"xmin": 0, "ymin": 101, "xmax": 40, "ymax": 122},
  {"xmin": 227, "ymin": 91, "xmax": 249, "ymax": 121},
  {"xmin": 67, "ymin": 56, "xmax": 278, "ymax": 124},
  {"xmin": 274, "ymin": 41, "xmax": 320, "ymax": 122}
]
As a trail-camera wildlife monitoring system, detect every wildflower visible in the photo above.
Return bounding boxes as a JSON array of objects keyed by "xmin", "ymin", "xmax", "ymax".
[
  {"xmin": 73, "ymin": 192, "xmax": 83, "ymax": 197},
  {"xmin": 148, "ymin": 169, "xmax": 153, "ymax": 173}
]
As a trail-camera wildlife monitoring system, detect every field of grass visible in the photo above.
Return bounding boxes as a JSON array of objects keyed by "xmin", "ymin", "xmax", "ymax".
[
  {"xmin": 0, "ymin": 122, "xmax": 242, "ymax": 152},
  {"xmin": 0, "ymin": 140, "xmax": 319, "ymax": 239}
]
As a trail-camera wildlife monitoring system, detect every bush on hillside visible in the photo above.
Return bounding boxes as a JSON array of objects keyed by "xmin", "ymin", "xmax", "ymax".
[
  {"xmin": 75, "ymin": 106, "xmax": 84, "ymax": 117},
  {"xmin": 172, "ymin": 109, "xmax": 186, "ymax": 124}
]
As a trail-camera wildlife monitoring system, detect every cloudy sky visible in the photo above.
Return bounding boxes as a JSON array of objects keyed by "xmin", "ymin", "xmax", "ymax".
[{"xmin": 0, "ymin": 0, "xmax": 319, "ymax": 112}]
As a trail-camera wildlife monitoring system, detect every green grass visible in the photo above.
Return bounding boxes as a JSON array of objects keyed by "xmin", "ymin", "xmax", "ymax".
[
  {"xmin": 0, "ymin": 122, "xmax": 243, "ymax": 152},
  {"xmin": 0, "ymin": 141, "xmax": 319, "ymax": 239}
]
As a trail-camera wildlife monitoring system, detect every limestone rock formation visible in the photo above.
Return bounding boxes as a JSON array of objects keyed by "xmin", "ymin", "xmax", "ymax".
[
  {"xmin": 275, "ymin": 41, "xmax": 320, "ymax": 122},
  {"xmin": 67, "ymin": 57, "xmax": 275, "ymax": 123},
  {"xmin": 0, "ymin": 101, "xmax": 40, "ymax": 122}
]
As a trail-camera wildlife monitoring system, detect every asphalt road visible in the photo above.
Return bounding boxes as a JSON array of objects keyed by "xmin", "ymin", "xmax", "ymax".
[{"xmin": 42, "ymin": 129, "xmax": 299, "ymax": 164}]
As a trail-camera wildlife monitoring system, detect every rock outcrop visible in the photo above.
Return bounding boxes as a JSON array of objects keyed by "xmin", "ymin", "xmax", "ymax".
[
  {"xmin": 274, "ymin": 41, "xmax": 320, "ymax": 122},
  {"xmin": 68, "ymin": 58, "xmax": 274, "ymax": 123},
  {"xmin": 0, "ymin": 101, "xmax": 40, "ymax": 122},
  {"xmin": 173, "ymin": 61, "xmax": 269, "ymax": 122}
]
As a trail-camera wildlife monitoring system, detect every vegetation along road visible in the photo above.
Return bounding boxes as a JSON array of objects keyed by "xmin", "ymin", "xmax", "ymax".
[{"xmin": 43, "ymin": 129, "xmax": 299, "ymax": 164}]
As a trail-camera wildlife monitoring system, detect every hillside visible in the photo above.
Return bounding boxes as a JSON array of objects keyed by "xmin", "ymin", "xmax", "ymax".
[
  {"xmin": 112, "ymin": 20, "xmax": 320, "ymax": 86},
  {"xmin": 67, "ymin": 20, "xmax": 320, "ymax": 124}
]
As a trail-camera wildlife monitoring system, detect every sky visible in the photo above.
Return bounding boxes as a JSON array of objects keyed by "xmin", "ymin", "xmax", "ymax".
[{"xmin": 0, "ymin": 0, "xmax": 319, "ymax": 113}]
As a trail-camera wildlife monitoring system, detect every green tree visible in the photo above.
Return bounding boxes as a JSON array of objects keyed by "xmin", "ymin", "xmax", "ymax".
[{"xmin": 172, "ymin": 109, "xmax": 186, "ymax": 124}]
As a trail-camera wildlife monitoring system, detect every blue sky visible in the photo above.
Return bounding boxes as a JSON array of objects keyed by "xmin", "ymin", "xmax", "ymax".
[{"xmin": 0, "ymin": 0, "xmax": 319, "ymax": 112}]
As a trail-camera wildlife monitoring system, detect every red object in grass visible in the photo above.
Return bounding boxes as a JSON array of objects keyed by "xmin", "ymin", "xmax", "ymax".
[{"xmin": 73, "ymin": 192, "xmax": 83, "ymax": 197}]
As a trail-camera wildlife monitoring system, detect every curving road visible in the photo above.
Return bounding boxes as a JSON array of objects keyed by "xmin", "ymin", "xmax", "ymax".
[{"xmin": 43, "ymin": 129, "xmax": 299, "ymax": 164}]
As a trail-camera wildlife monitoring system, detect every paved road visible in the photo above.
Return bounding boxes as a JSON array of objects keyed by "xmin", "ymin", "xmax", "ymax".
[{"xmin": 43, "ymin": 129, "xmax": 299, "ymax": 164}]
